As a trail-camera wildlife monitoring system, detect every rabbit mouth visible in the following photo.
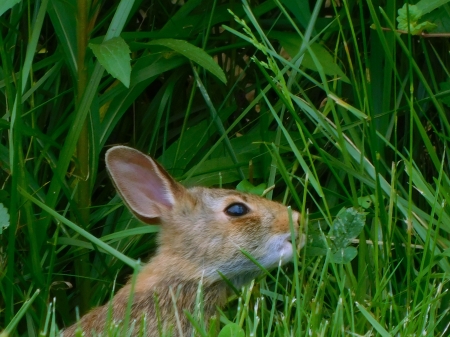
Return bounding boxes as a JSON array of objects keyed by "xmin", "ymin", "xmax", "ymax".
[
  {"xmin": 285, "ymin": 232, "xmax": 297, "ymax": 244},
  {"xmin": 274, "ymin": 234, "xmax": 296, "ymax": 260},
  {"xmin": 277, "ymin": 233, "xmax": 305, "ymax": 261},
  {"xmin": 286, "ymin": 233, "xmax": 306, "ymax": 247}
]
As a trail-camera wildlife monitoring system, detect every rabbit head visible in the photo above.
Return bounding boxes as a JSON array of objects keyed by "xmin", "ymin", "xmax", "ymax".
[{"xmin": 106, "ymin": 146, "xmax": 304, "ymax": 288}]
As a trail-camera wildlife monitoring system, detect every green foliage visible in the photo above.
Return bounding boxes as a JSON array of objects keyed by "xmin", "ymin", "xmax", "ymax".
[
  {"xmin": 330, "ymin": 207, "xmax": 366, "ymax": 251},
  {"xmin": 1, "ymin": 0, "xmax": 450, "ymax": 335},
  {"xmin": 89, "ymin": 37, "xmax": 132, "ymax": 88},
  {"xmin": 148, "ymin": 39, "xmax": 227, "ymax": 84},
  {"xmin": 396, "ymin": 0, "xmax": 450, "ymax": 35},
  {"xmin": 329, "ymin": 208, "xmax": 366, "ymax": 264},
  {"xmin": 0, "ymin": 0, "xmax": 20, "ymax": 18},
  {"xmin": 416, "ymin": 0, "xmax": 450, "ymax": 14},
  {"xmin": 1, "ymin": 290, "xmax": 40, "ymax": 336},
  {"xmin": 218, "ymin": 323, "xmax": 245, "ymax": 337},
  {"xmin": 235, "ymin": 180, "xmax": 267, "ymax": 196},
  {"xmin": 270, "ymin": 31, "xmax": 350, "ymax": 83},
  {"xmin": 0, "ymin": 204, "xmax": 9, "ymax": 234},
  {"xmin": 397, "ymin": 4, "xmax": 437, "ymax": 34},
  {"xmin": 306, "ymin": 207, "xmax": 366, "ymax": 264}
]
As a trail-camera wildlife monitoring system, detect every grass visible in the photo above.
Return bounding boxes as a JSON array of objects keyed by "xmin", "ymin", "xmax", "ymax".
[{"xmin": 1, "ymin": 0, "xmax": 450, "ymax": 335}]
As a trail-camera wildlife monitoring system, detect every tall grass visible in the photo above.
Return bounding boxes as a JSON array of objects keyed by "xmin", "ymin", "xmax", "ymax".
[{"xmin": 1, "ymin": 0, "xmax": 449, "ymax": 335}]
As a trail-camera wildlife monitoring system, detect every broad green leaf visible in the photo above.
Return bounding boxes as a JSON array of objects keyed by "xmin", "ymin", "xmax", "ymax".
[
  {"xmin": 397, "ymin": 4, "xmax": 437, "ymax": 34},
  {"xmin": 305, "ymin": 246, "xmax": 328, "ymax": 257},
  {"xmin": 270, "ymin": 31, "xmax": 350, "ymax": 83},
  {"xmin": 0, "ymin": 0, "xmax": 21, "ymax": 18},
  {"xmin": 397, "ymin": 4, "xmax": 423, "ymax": 30},
  {"xmin": 0, "ymin": 203, "xmax": 10, "ymax": 234},
  {"xmin": 236, "ymin": 180, "xmax": 267, "ymax": 196},
  {"xmin": 332, "ymin": 246, "xmax": 358, "ymax": 264},
  {"xmin": 218, "ymin": 323, "xmax": 245, "ymax": 337},
  {"xmin": 89, "ymin": 37, "xmax": 131, "ymax": 88},
  {"xmin": 148, "ymin": 38, "xmax": 227, "ymax": 84},
  {"xmin": 330, "ymin": 207, "xmax": 366, "ymax": 250}
]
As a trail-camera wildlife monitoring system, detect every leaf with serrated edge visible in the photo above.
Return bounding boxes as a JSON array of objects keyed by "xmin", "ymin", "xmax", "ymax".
[
  {"xmin": 397, "ymin": 4, "xmax": 437, "ymax": 34},
  {"xmin": 332, "ymin": 246, "xmax": 358, "ymax": 264},
  {"xmin": 89, "ymin": 37, "xmax": 131, "ymax": 88},
  {"xmin": 330, "ymin": 207, "xmax": 366, "ymax": 250}
]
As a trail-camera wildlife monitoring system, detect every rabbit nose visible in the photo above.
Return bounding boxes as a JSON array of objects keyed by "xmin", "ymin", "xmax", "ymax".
[{"xmin": 290, "ymin": 210, "xmax": 300, "ymax": 224}]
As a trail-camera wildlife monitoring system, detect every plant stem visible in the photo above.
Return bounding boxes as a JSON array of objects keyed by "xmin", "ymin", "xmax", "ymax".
[{"xmin": 75, "ymin": 0, "xmax": 91, "ymax": 314}]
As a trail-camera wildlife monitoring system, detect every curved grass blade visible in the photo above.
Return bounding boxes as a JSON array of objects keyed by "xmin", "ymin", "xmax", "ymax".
[{"xmin": 20, "ymin": 188, "xmax": 139, "ymax": 269}]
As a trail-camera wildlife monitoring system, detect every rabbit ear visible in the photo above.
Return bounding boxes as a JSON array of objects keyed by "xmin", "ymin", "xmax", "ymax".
[{"xmin": 105, "ymin": 146, "xmax": 183, "ymax": 224}]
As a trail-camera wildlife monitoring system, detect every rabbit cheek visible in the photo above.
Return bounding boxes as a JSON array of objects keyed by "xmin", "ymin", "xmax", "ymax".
[
  {"xmin": 259, "ymin": 234, "xmax": 294, "ymax": 268},
  {"xmin": 228, "ymin": 214, "xmax": 260, "ymax": 230},
  {"xmin": 271, "ymin": 212, "xmax": 294, "ymax": 233}
]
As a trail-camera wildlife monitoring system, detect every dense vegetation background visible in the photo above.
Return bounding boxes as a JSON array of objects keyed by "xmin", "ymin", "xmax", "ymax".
[{"xmin": 1, "ymin": 0, "xmax": 450, "ymax": 335}]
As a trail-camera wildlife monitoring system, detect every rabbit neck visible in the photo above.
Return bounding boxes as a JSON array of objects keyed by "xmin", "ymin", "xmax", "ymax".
[
  {"xmin": 121, "ymin": 254, "xmax": 227, "ymax": 334},
  {"xmin": 64, "ymin": 253, "xmax": 229, "ymax": 336}
]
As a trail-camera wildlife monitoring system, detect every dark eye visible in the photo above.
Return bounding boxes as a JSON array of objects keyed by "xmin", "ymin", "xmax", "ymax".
[{"xmin": 225, "ymin": 203, "xmax": 249, "ymax": 216}]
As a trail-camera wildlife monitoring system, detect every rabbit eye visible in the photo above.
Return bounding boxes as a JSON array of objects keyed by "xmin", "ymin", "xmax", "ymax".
[{"xmin": 225, "ymin": 203, "xmax": 249, "ymax": 216}]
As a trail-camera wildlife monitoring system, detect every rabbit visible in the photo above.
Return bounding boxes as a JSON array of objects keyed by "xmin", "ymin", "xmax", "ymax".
[{"xmin": 63, "ymin": 145, "xmax": 304, "ymax": 336}]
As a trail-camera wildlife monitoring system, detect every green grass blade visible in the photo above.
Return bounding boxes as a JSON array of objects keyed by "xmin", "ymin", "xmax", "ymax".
[{"xmin": 20, "ymin": 188, "xmax": 138, "ymax": 269}]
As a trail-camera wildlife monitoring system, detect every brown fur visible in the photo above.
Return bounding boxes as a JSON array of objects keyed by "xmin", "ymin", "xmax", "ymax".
[{"xmin": 63, "ymin": 146, "xmax": 303, "ymax": 336}]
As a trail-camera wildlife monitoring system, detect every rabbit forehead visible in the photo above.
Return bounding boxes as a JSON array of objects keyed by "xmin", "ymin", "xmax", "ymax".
[
  {"xmin": 189, "ymin": 187, "xmax": 286, "ymax": 212},
  {"xmin": 190, "ymin": 187, "xmax": 252, "ymax": 210}
]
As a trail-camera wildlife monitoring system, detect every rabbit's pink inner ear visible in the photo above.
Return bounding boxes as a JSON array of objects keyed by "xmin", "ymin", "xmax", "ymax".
[{"xmin": 106, "ymin": 146, "xmax": 176, "ymax": 221}]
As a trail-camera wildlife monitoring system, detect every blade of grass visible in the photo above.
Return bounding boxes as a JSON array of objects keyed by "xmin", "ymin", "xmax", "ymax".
[
  {"xmin": 20, "ymin": 188, "xmax": 139, "ymax": 269},
  {"xmin": 0, "ymin": 289, "xmax": 40, "ymax": 336}
]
